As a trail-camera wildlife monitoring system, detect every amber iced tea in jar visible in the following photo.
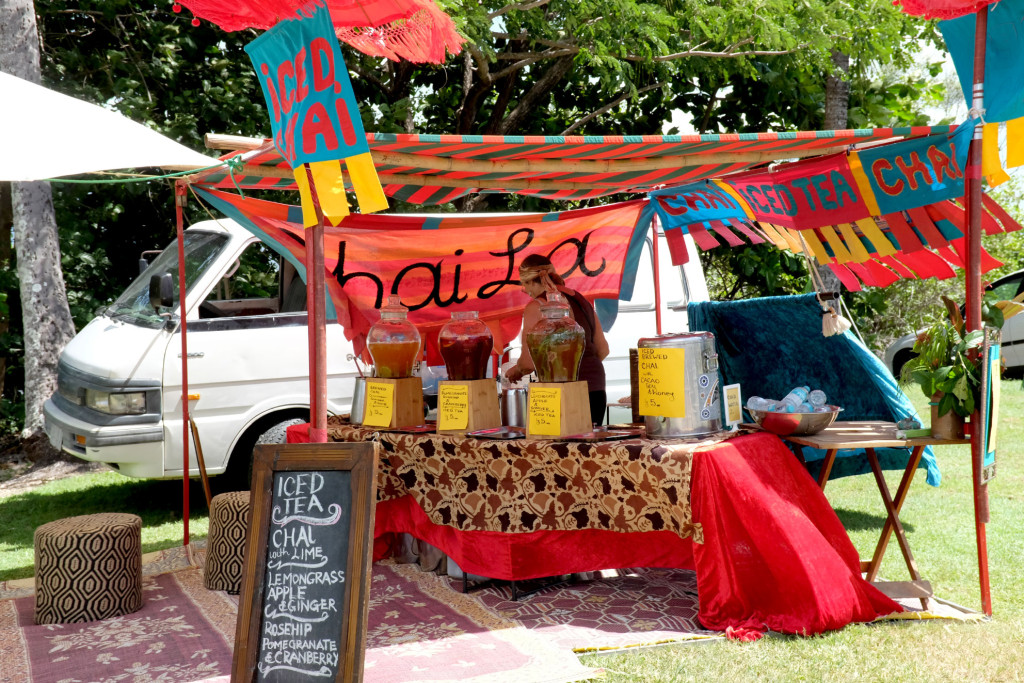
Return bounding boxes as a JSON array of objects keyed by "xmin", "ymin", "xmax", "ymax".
[{"xmin": 367, "ymin": 295, "xmax": 422, "ymax": 379}]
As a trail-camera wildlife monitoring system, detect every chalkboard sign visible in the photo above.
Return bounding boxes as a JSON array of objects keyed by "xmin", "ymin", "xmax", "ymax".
[{"xmin": 232, "ymin": 442, "xmax": 377, "ymax": 682}]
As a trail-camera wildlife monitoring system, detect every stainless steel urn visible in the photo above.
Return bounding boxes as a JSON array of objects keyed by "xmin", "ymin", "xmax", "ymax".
[{"xmin": 637, "ymin": 332, "xmax": 722, "ymax": 439}]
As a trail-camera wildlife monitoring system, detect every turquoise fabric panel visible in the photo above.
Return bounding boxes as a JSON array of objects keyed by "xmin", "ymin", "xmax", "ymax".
[{"xmin": 688, "ymin": 294, "xmax": 940, "ymax": 486}]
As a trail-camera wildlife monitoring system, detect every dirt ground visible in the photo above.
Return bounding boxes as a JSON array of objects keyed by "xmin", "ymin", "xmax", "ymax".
[{"xmin": 0, "ymin": 436, "xmax": 106, "ymax": 499}]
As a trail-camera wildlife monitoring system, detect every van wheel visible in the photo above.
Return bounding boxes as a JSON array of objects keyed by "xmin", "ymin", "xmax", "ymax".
[
  {"xmin": 218, "ymin": 413, "xmax": 308, "ymax": 492},
  {"xmin": 892, "ymin": 349, "xmax": 918, "ymax": 380}
]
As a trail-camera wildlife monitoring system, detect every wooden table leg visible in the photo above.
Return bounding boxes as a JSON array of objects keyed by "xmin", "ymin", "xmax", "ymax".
[
  {"xmin": 865, "ymin": 447, "xmax": 930, "ymax": 608},
  {"xmin": 816, "ymin": 448, "xmax": 837, "ymax": 490}
]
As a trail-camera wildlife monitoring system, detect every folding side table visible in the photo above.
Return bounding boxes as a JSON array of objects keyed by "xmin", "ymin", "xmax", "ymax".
[{"xmin": 774, "ymin": 421, "xmax": 970, "ymax": 607}]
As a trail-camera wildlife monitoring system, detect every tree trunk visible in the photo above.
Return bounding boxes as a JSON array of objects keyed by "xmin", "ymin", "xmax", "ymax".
[
  {"xmin": 823, "ymin": 50, "xmax": 850, "ymax": 130},
  {"xmin": 0, "ymin": 0, "xmax": 77, "ymax": 439},
  {"xmin": 0, "ymin": 182, "xmax": 11, "ymax": 399}
]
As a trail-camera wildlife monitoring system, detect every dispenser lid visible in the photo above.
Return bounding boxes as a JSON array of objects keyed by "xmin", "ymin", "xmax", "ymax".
[{"xmin": 380, "ymin": 294, "xmax": 409, "ymax": 318}]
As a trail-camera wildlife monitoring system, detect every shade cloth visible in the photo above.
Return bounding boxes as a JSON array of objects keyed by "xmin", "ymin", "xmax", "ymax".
[
  {"xmin": 0, "ymin": 72, "xmax": 217, "ymax": 182},
  {"xmin": 288, "ymin": 422, "xmax": 902, "ymax": 634},
  {"xmin": 688, "ymin": 294, "xmax": 940, "ymax": 486},
  {"xmin": 192, "ymin": 126, "xmax": 955, "ymax": 203}
]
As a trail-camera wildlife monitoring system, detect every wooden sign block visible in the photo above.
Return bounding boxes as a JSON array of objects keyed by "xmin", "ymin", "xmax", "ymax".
[
  {"xmin": 233, "ymin": 441, "xmax": 378, "ymax": 683},
  {"xmin": 526, "ymin": 380, "xmax": 592, "ymax": 439},
  {"xmin": 437, "ymin": 379, "xmax": 500, "ymax": 435},
  {"xmin": 362, "ymin": 377, "xmax": 423, "ymax": 429}
]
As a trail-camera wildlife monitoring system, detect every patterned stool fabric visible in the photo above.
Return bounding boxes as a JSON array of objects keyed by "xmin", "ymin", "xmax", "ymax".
[
  {"xmin": 34, "ymin": 513, "xmax": 143, "ymax": 624},
  {"xmin": 204, "ymin": 490, "xmax": 251, "ymax": 594}
]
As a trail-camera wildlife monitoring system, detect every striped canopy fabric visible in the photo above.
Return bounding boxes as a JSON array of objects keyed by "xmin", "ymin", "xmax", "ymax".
[{"xmin": 192, "ymin": 126, "xmax": 955, "ymax": 205}]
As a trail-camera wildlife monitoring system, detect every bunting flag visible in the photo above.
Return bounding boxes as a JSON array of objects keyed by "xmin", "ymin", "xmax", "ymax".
[
  {"xmin": 941, "ymin": 0, "xmax": 1024, "ymax": 124},
  {"xmin": 653, "ymin": 121, "xmax": 974, "ymax": 248},
  {"xmin": 645, "ymin": 118, "xmax": 1024, "ymax": 290},
  {"xmin": 245, "ymin": 0, "xmax": 387, "ymax": 227},
  {"xmin": 194, "ymin": 187, "xmax": 646, "ymax": 362}
]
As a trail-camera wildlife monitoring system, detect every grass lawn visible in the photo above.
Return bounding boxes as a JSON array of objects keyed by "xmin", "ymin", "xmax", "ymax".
[{"xmin": 1, "ymin": 386, "xmax": 1020, "ymax": 681}]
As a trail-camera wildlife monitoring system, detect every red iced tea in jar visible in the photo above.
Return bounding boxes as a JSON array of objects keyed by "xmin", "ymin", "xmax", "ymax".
[{"xmin": 438, "ymin": 311, "xmax": 493, "ymax": 380}]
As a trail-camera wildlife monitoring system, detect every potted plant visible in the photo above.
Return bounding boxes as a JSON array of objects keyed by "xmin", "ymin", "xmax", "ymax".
[{"xmin": 898, "ymin": 295, "xmax": 1009, "ymax": 439}]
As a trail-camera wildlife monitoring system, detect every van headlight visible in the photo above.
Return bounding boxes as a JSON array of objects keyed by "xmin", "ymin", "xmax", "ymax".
[{"xmin": 85, "ymin": 389, "xmax": 147, "ymax": 415}]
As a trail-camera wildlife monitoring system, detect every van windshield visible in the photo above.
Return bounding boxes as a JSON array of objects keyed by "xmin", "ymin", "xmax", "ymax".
[{"xmin": 106, "ymin": 230, "xmax": 231, "ymax": 328}]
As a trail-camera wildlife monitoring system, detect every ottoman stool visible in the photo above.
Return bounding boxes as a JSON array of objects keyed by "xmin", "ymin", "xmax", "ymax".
[
  {"xmin": 34, "ymin": 513, "xmax": 143, "ymax": 624},
  {"xmin": 204, "ymin": 490, "xmax": 250, "ymax": 594}
]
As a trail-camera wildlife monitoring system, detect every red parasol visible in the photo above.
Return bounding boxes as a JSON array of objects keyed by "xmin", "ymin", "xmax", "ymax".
[
  {"xmin": 174, "ymin": 0, "xmax": 463, "ymax": 63},
  {"xmin": 894, "ymin": 0, "xmax": 999, "ymax": 19}
]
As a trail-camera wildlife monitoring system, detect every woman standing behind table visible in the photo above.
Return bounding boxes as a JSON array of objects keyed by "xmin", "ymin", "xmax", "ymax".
[{"xmin": 504, "ymin": 254, "xmax": 610, "ymax": 425}]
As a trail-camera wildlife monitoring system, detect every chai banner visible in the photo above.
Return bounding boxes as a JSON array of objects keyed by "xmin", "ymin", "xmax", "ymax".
[
  {"xmin": 851, "ymin": 119, "xmax": 972, "ymax": 216},
  {"xmin": 650, "ymin": 181, "xmax": 750, "ymax": 231},
  {"xmin": 245, "ymin": 0, "xmax": 387, "ymax": 225},
  {"xmin": 195, "ymin": 188, "xmax": 646, "ymax": 362}
]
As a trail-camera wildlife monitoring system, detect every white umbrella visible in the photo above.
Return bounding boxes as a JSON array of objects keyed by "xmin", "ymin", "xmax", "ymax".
[{"xmin": 0, "ymin": 71, "xmax": 216, "ymax": 181}]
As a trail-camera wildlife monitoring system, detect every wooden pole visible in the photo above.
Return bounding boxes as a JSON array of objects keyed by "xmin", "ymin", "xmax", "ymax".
[
  {"xmin": 651, "ymin": 215, "xmax": 663, "ymax": 336},
  {"xmin": 965, "ymin": 6, "xmax": 992, "ymax": 617},
  {"xmin": 175, "ymin": 182, "xmax": 190, "ymax": 545},
  {"xmin": 303, "ymin": 164, "xmax": 329, "ymax": 443},
  {"xmin": 201, "ymin": 133, "xmax": 920, "ymax": 176}
]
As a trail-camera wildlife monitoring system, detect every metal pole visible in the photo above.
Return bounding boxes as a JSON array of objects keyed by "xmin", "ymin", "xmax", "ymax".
[
  {"xmin": 303, "ymin": 165, "xmax": 329, "ymax": 443},
  {"xmin": 651, "ymin": 215, "xmax": 663, "ymax": 335},
  {"xmin": 965, "ymin": 6, "xmax": 992, "ymax": 617},
  {"xmin": 175, "ymin": 182, "xmax": 190, "ymax": 545}
]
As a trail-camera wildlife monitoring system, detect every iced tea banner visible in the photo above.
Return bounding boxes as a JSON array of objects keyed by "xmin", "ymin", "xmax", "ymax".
[
  {"xmin": 653, "ymin": 119, "xmax": 973, "ymax": 239},
  {"xmin": 245, "ymin": 1, "xmax": 387, "ymax": 226},
  {"xmin": 195, "ymin": 188, "xmax": 645, "ymax": 361}
]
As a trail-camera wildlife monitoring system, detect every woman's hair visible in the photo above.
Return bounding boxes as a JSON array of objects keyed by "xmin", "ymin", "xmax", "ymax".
[{"xmin": 519, "ymin": 254, "xmax": 565, "ymax": 285}]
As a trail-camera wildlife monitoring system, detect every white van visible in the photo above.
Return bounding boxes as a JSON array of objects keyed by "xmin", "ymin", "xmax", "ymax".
[{"xmin": 43, "ymin": 218, "xmax": 707, "ymax": 483}]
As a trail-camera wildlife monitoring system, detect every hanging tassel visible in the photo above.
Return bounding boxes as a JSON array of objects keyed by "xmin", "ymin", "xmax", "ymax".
[{"xmin": 822, "ymin": 308, "xmax": 853, "ymax": 337}]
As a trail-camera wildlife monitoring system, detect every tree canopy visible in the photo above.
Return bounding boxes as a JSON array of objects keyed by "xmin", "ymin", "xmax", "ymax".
[{"xmin": 0, "ymin": 0, "xmax": 948, "ymax": 436}]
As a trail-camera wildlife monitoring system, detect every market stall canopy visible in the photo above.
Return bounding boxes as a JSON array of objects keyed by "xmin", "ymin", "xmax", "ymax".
[
  {"xmin": 195, "ymin": 126, "xmax": 955, "ymax": 204},
  {"xmin": 0, "ymin": 71, "xmax": 217, "ymax": 182}
]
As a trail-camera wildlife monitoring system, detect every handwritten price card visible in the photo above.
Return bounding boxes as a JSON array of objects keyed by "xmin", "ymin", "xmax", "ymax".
[
  {"xmin": 638, "ymin": 347, "xmax": 687, "ymax": 418},
  {"xmin": 437, "ymin": 384, "xmax": 469, "ymax": 431},
  {"xmin": 362, "ymin": 381, "xmax": 394, "ymax": 427},
  {"xmin": 528, "ymin": 387, "xmax": 562, "ymax": 436},
  {"xmin": 724, "ymin": 383, "xmax": 743, "ymax": 426},
  {"xmin": 257, "ymin": 471, "xmax": 349, "ymax": 680}
]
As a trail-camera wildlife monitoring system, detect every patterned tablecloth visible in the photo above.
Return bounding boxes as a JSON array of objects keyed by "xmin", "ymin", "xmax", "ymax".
[{"xmin": 326, "ymin": 422, "xmax": 729, "ymax": 544}]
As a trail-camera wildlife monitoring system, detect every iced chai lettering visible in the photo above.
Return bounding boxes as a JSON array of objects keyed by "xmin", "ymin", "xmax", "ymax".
[{"xmin": 253, "ymin": 36, "xmax": 358, "ymax": 166}]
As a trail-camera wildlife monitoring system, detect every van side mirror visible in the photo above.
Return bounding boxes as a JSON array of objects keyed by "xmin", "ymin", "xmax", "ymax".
[{"xmin": 149, "ymin": 273, "xmax": 175, "ymax": 310}]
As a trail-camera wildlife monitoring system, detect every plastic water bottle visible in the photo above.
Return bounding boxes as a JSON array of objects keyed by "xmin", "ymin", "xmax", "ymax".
[
  {"xmin": 746, "ymin": 396, "xmax": 772, "ymax": 411},
  {"xmin": 778, "ymin": 386, "xmax": 810, "ymax": 412},
  {"xmin": 808, "ymin": 389, "xmax": 827, "ymax": 408}
]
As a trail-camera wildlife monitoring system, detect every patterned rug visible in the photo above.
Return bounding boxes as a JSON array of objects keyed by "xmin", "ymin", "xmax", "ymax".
[
  {"xmin": 460, "ymin": 567, "xmax": 722, "ymax": 652},
  {"xmin": 0, "ymin": 545, "xmax": 594, "ymax": 683},
  {"xmin": 0, "ymin": 545, "xmax": 980, "ymax": 683}
]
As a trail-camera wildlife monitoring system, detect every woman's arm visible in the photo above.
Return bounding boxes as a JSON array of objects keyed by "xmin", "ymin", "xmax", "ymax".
[
  {"xmin": 592, "ymin": 312, "xmax": 610, "ymax": 360},
  {"xmin": 505, "ymin": 300, "xmax": 542, "ymax": 382}
]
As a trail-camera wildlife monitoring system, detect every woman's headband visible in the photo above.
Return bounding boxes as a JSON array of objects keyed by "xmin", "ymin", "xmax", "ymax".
[{"xmin": 518, "ymin": 264, "xmax": 554, "ymax": 282}]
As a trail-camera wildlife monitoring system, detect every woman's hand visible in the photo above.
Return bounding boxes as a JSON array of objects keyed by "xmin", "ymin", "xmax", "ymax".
[{"xmin": 505, "ymin": 365, "xmax": 526, "ymax": 383}]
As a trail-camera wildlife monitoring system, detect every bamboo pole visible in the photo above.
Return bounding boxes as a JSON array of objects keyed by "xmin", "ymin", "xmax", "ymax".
[
  {"xmin": 964, "ymin": 6, "xmax": 992, "ymax": 618},
  {"xmin": 175, "ymin": 181, "xmax": 191, "ymax": 546},
  {"xmin": 202, "ymin": 133, "xmax": 866, "ymax": 175},
  {"xmin": 303, "ymin": 164, "xmax": 329, "ymax": 444}
]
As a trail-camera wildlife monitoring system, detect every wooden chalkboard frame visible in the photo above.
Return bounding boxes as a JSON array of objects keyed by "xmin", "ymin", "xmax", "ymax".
[{"xmin": 232, "ymin": 441, "xmax": 378, "ymax": 682}]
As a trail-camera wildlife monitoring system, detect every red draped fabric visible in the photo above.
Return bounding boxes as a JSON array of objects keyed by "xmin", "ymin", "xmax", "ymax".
[
  {"xmin": 690, "ymin": 434, "xmax": 901, "ymax": 633},
  {"xmin": 288, "ymin": 427, "xmax": 901, "ymax": 634}
]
